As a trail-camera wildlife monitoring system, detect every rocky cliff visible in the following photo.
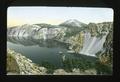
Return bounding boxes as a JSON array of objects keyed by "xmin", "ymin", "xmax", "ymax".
[
  {"xmin": 96, "ymin": 25, "xmax": 113, "ymax": 66},
  {"xmin": 7, "ymin": 49, "xmax": 47, "ymax": 75},
  {"xmin": 58, "ymin": 22, "xmax": 113, "ymax": 57}
]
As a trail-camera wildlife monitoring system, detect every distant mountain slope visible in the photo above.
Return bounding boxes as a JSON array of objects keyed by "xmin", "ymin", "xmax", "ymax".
[{"xmin": 59, "ymin": 19, "xmax": 87, "ymax": 28}]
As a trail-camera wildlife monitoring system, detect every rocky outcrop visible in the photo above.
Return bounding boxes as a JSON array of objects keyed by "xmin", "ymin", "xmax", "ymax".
[
  {"xmin": 7, "ymin": 49, "xmax": 47, "ymax": 75},
  {"xmin": 65, "ymin": 32, "xmax": 84, "ymax": 53},
  {"xmin": 7, "ymin": 52, "xmax": 20, "ymax": 74},
  {"xmin": 87, "ymin": 22, "xmax": 112, "ymax": 37},
  {"xmin": 53, "ymin": 68, "xmax": 96, "ymax": 75}
]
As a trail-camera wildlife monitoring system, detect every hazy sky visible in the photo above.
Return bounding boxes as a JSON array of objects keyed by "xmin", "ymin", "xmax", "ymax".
[{"xmin": 7, "ymin": 7, "xmax": 113, "ymax": 27}]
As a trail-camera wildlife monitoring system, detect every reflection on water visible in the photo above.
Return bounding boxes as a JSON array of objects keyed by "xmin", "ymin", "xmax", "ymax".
[{"xmin": 7, "ymin": 36, "xmax": 70, "ymax": 48}]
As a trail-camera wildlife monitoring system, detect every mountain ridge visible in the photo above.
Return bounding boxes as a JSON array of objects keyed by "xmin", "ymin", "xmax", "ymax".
[{"xmin": 7, "ymin": 19, "xmax": 113, "ymax": 58}]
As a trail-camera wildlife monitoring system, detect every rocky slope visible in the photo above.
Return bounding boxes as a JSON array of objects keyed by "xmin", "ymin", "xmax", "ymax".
[{"xmin": 7, "ymin": 49, "xmax": 47, "ymax": 75}]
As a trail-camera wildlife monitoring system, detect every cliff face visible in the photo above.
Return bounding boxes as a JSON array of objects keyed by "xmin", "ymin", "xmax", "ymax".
[
  {"xmin": 88, "ymin": 22, "xmax": 112, "ymax": 37},
  {"xmin": 64, "ymin": 22, "xmax": 113, "ymax": 56},
  {"xmin": 96, "ymin": 27, "xmax": 113, "ymax": 66},
  {"xmin": 64, "ymin": 32, "xmax": 84, "ymax": 53}
]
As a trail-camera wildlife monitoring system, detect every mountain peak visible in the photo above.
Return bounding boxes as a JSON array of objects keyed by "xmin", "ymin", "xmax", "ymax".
[
  {"xmin": 65, "ymin": 19, "xmax": 80, "ymax": 23},
  {"xmin": 59, "ymin": 19, "xmax": 87, "ymax": 27}
]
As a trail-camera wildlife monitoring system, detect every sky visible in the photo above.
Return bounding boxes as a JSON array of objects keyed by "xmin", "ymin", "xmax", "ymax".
[{"xmin": 7, "ymin": 7, "xmax": 113, "ymax": 27}]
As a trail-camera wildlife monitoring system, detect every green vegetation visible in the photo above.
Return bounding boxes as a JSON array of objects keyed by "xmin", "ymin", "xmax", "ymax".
[
  {"xmin": 62, "ymin": 57, "xmax": 96, "ymax": 72},
  {"xmin": 39, "ymin": 61, "xmax": 57, "ymax": 74},
  {"xmin": 38, "ymin": 55, "xmax": 97, "ymax": 73},
  {"xmin": 95, "ymin": 60, "xmax": 112, "ymax": 75}
]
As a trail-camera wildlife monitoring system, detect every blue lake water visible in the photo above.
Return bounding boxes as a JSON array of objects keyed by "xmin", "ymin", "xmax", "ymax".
[
  {"xmin": 7, "ymin": 37, "xmax": 96, "ymax": 68},
  {"xmin": 7, "ymin": 41, "xmax": 69, "ymax": 67}
]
